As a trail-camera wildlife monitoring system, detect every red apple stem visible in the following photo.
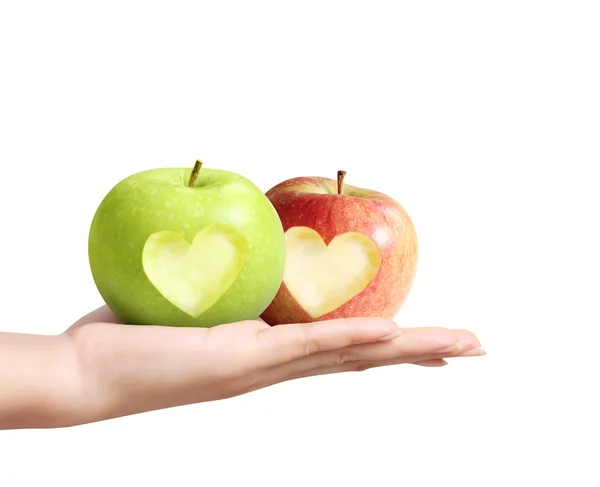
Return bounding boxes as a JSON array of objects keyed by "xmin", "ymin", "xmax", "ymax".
[
  {"xmin": 188, "ymin": 160, "xmax": 203, "ymax": 187},
  {"xmin": 337, "ymin": 170, "xmax": 347, "ymax": 194}
]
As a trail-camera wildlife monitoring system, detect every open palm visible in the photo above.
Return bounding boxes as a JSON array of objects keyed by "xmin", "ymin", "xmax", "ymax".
[{"xmin": 65, "ymin": 305, "xmax": 485, "ymax": 422}]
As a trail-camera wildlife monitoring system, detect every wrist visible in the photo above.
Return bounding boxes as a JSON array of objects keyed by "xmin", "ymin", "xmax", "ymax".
[{"xmin": 0, "ymin": 332, "xmax": 87, "ymax": 429}]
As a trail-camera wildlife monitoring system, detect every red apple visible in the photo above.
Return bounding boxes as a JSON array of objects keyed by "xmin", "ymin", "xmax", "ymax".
[{"xmin": 261, "ymin": 170, "xmax": 418, "ymax": 325}]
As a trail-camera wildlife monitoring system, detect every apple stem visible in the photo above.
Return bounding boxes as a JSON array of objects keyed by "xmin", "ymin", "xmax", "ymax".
[
  {"xmin": 337, "ymin": 170, "xmax": 347, "ymax": 194},
  {"xmin": 188, "ymin": 160, "xmax": 203, "ymax": 187}
]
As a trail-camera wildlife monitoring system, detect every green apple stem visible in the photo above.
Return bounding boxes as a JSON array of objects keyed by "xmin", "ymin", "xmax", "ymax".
[
  {"xmin": 188, "ymin": 160, "xmax": 203, "ymax": 187},
  {"xmin": 337, "ymin": 170, "xmax": 347, "ymax": 194}
]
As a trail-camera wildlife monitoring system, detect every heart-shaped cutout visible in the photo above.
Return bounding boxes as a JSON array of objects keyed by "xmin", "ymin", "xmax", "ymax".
[
  {"xmin": 142, "ymin": 223, "xmax": 248, "ymax": 317},
  {"xmin": 283, "ymin": 226, "xmax": 382, "ymax": 318}
]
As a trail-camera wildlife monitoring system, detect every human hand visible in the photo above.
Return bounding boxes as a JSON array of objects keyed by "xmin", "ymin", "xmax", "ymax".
[{"xmin": 64, "ymin": 306, "xmax": 485, "ymax": 424}]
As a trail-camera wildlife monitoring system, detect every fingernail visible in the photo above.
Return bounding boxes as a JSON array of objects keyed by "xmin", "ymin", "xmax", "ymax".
[
  {"xmin": 378, "ymin": 330, "xmax": 403, "ymax": 341},
  {"xmin": 459, "ymin": 346, "xmax": 487, "ymax": 357},
  {"xmin": 436, "ymin": 342, "xmax": 463, "ymax": 354},
  {"xmin": 415, "ymin": 359, "xmax": 449, "ymax": 367}
]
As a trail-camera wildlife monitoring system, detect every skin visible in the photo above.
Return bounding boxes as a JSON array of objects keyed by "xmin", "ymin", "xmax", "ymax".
[
  {"xmin": 0, "ymin": 305, "xmax": 485, "ymax": 430},
  {"xmin": 262, "ymin": 175, "xmax": 418, "ymax": 324}
]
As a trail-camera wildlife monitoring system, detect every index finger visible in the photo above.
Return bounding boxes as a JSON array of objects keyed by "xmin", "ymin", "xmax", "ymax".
[{"xmin": 255, "ymin": 317, "xmax": 401, "ymax": 367}]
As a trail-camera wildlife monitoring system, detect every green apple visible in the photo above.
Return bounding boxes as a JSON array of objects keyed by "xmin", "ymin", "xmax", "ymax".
[{"xmin": 88, "ymin": 161, "xmax": 286, "ymax": 327}]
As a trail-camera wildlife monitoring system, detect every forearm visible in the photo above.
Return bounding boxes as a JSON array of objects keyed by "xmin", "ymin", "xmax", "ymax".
[
  {"xmin": 0, "ymin": 324, "xmax": 212, "ymax": 429},
  {"xmin": 0, "ymin": 331, "xmax": 87, "ymax": 429}
]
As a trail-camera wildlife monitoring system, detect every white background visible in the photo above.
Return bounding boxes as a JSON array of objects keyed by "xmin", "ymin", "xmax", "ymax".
[{"xmin": 1, "ymin": 1, "xmax": 598, "ymax": 486}]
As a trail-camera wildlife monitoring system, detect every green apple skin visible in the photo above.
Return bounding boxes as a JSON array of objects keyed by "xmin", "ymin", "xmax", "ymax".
[{"xmin": 88, "ymin": 167, "xmax": 286, "ymax": 327}]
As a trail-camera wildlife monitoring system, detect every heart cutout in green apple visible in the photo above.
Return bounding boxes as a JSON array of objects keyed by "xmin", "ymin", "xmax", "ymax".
[{"xmin": 142, "ymin": 223, "xmax": 248, "ymax": 317}]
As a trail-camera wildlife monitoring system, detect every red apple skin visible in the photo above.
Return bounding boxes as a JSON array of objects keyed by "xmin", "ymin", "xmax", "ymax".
[{"xmin": 261, "ymin": 175, "xmax": 418, "ymax": 325}]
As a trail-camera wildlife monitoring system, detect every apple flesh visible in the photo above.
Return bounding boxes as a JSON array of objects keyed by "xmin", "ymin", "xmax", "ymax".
[
  {"xmin": 260, "ymin": 172, "xmax": 418, "ymax": 325},
  {"xmin": 88, "ymin": 163, "xmax": 286, "ymax": 327}
]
